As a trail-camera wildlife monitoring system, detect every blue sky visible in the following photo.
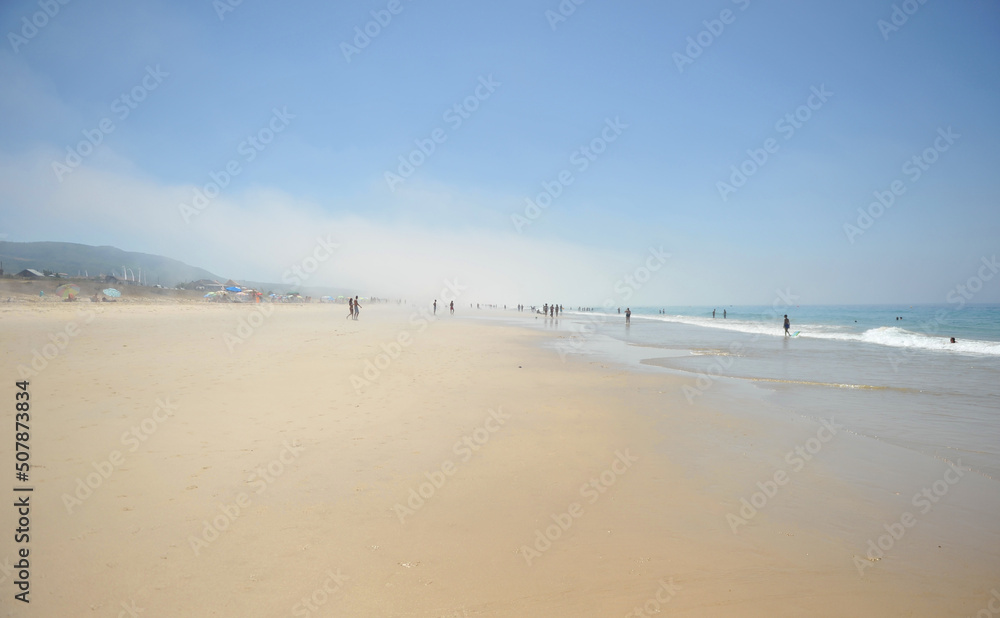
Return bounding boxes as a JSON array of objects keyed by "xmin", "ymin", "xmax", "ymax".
[{"xmin": 1, "ymin": 0, "xmax": 998, "ymax": 304}]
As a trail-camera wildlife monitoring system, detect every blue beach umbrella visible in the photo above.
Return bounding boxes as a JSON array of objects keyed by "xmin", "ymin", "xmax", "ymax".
[{"xmin": 226, "ymin": 286, "xmax": 241, "ymax": 292}]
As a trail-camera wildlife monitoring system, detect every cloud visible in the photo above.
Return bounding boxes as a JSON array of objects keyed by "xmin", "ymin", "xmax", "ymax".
[{"xmin": 0, "ymin": 147, "xmax": 650, "ymax": 303}]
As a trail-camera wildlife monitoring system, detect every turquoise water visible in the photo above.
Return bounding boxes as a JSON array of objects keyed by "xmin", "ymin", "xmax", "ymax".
[
  {"xmin": 553, "ymin": 304, "xmax": 1000, "ymax": 478},
  {"xmin": 624, "ymin": 304, "xmax": 1000, "ymax": 356}
]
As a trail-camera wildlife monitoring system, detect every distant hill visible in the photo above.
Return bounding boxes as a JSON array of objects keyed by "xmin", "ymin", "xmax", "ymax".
[
  {"xmin": 0, "ymin": 241, "xmax": 368, "ymax": 298},
  {"xmin": 0, "ymin": 241, "xmax": 222, "ymax": 286}
]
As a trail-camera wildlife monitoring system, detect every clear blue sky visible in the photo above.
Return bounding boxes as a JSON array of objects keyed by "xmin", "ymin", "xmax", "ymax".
[{"xmin": 1, "ymin": 0, "xmax": 998, "ymax": 305}]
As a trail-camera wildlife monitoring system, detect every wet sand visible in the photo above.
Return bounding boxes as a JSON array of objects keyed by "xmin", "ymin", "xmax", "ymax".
[{"xmin": 1, "ymin": 301, "xmax": 997, "ymax": 616}]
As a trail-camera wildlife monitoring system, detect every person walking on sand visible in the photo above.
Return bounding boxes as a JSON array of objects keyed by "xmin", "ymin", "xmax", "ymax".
[
  {"xmin": 450, "ymin": 300, "xmax": 454, "ymax": 315},
  {"xmin": 353, "ymin": 296, "xmax": 361, "ymax": 320},
  {"xmin": 625, "ymin": 307, "xmax": 631, "ymax": 326},
  {"xmin": 434, "ymin": 300, "xmax": 437, "ymax": 315},
  {"xmin": 784, "ymin": 314, "xmax": 790, "ymax": 337},
  {"xmin": 346, "ymin": 297, "xmax": 353, "ymax": 319}
]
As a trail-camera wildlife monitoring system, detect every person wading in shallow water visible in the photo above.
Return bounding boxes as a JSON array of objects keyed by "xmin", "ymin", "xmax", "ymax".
[{"xmin": 625, "ymin": 308, "xmax": 631, "ymax": 326}]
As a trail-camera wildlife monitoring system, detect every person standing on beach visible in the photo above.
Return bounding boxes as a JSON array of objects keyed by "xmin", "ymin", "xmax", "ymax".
[
  {"xmin": 713, "ymin": 309, "xmax": 716, "ymax": 318},
  {"xmin": 347, "ymin": 297, "xmax": 353, "ymax": 319},
  {"xmin": 450, "ymin": 300, "xmax": 454, "ymax": 315},
  {"xmin": 625, "ymin": 308, "xmax": 631, "ymax": 325},
  {"xmin": 434, "ymin": 300, "xmax": 437, "ymax": 315},
  {"xmin": 783, "ymin": 315, "xmax": 790, "ymax": 337},
  {"xmin": 353, "ymin": 296, "xmax": 361, "ymax": 320}
]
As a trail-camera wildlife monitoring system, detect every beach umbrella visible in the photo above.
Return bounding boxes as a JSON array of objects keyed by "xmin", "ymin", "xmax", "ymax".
[
  {"xmin": 56, "ymin": 283, "xmax": 80, "ymax": 299},
  {"xmin": 103, "ymin": 288, "xmax": 121, "ymax": 298},
  {"xmin": 226, "ymin": 286, "xmax": 241, "ymax": 292}
]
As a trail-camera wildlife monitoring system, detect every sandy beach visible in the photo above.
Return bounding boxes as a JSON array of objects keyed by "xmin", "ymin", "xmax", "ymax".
[{"xmin": 1, "ymin": 300, "xmax": 998, "ymax": 616}]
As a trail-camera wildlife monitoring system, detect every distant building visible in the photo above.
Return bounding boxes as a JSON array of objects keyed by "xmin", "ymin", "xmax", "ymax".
[
  {"xmin": 16, "ymin": 269, "xmax": 44, "ymax": 279},
  {"xmin": 191, "ymin": 279, "xmax": 224, "ymax": 291}
]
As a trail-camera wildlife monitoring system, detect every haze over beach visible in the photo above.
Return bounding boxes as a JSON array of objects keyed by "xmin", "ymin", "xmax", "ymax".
[
  {"xmin": 2, "ymin": 1, "xmax": 1000, "ymax": 617},
  {"xmin": 1, "ymin": 1, "xmax": 998, "ymax": 303}
]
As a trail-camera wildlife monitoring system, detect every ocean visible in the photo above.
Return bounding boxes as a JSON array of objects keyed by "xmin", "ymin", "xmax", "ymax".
[{"xmin": 544, "ymin": 304, "xmax": 1000, "ymax": 480}]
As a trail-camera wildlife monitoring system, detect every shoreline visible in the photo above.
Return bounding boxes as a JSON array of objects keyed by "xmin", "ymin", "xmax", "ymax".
[{"xmin": 1, "ymin": 303, "xmax": 998, "ymax": 615}]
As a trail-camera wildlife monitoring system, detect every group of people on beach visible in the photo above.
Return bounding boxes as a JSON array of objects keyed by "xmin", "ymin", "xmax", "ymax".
[
  {"xmin": 346, "ymin": 296, "xmax": 361, "ymax": 320},
  {"xmin": 431, "ymin": 300, "xmax": 455, "ymax": 315}
]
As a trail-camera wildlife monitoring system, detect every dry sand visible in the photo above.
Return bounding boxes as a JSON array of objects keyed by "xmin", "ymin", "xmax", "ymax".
[{"xmin": 1, "ymin": 300, "xmax": 996, "ymax": 616}]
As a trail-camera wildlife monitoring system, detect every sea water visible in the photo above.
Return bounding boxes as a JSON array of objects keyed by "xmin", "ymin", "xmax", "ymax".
[{"xmin": 551, "ymin": 304, "xmax": 1000, "ymax": 479}]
